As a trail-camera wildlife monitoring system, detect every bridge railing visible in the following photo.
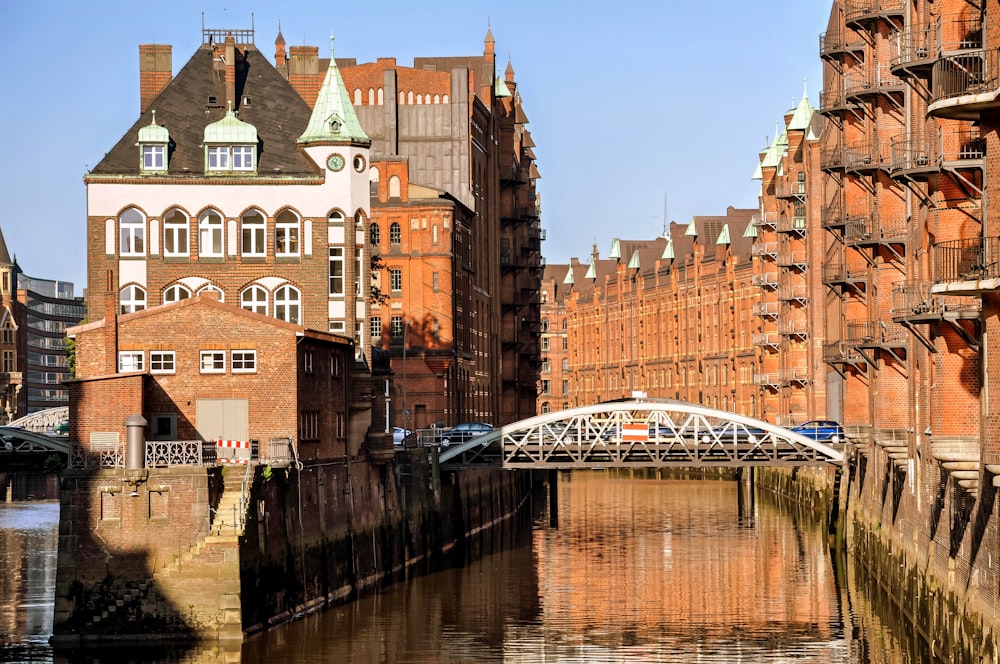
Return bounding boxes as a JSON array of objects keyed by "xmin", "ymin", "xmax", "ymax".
[{"xmin": 69, "ymin": 438, "xmax": 293, "ymax": 469}]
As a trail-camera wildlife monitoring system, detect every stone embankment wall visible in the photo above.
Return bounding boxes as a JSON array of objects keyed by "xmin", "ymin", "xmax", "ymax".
[
  {"xmin": 756, "ymin": 458, "xmax": 999, "ymax": 661},
  {"xmin": 50, "ymin": 448, "xmax": 535, "ymax": 645}
]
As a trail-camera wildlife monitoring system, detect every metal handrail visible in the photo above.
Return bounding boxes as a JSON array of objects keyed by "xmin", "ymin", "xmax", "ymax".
[
  {"xmin": 934, "ymin": 237, "xmax": 1000, "ymax": 281},
  {"xmin": 932, "ymin": 49, "xmax": 998, "ymax": 103}
]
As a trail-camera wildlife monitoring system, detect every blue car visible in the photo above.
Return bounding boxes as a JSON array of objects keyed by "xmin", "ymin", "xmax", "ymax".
[{"xmin": 790, "ymin": 420, "xmax": 844, "ymax": 444}]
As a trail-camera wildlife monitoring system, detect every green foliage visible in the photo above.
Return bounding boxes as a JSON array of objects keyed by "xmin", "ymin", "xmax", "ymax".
[
  {"xmin": 370, "ymin": 253, "xmax": 389, "ymax": 306},
  {"xmin": 43, "ymin": 453, "xmax": 65, "ymax": 474},
  {"xmin": 263, "ymin": 465, "xmax": 273, "ymax": 481}
]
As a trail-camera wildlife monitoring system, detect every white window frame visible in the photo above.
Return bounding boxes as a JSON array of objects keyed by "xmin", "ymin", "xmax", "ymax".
[
  {"xmin": 163, "ymin": 284, "xmax": 192, "ymax": 304},
  {"xmin": 241, "ymin": 285, "xmax": 268, "ymax": 315},
  {"xmin": 118, "ymin": 351, "xmax": 144, "ymax": 373},
  {"xmin": 119, "ymin": 285, "xmax": 147, "ymax": 314},
  {"xmin": 150, "ymin": 351, "xmax": 176, "ymax": 374},
  {"xmin": 207, "ymin": 146, "xmax": 230, "ymax": 171},
  {"xmin": 199, "ymin": 211, "xmax": 224, "ymax": 257},
  {"xmin": 232, "ymin": 145, "xmax": 255, "ymax": 171},
  {"xmin": 119, "ymin": 209, "xmax": 145, "ymax": 256},
  {"xmin": 275, "ymin": 211, "xmax": 300, "ymax": 257},
  {"xmin": 370, "ymin": 316, "xmax": 382, "ymax": 339},
  {"xmin": 162, "ymin": 209, "xmax": 189, "ymax": 256},
  {"xmin": 329, "ymin": 247, "xmax": 344, "ymax": 296},
  {"xmin": 142, "ymin": 144, "xmax": 166, "ymax": 171},
  {"xmin": 389, "ymin": 268, "xmax": 402, "ymax": 292},
  {"xmin": 199, "ymin": 350, "xmax": 226, "ymax": 374},
  {"xmin": 241, "ymin": 211, "xmax": 266, "ymax": 257},
  {"xmin": 231, "ymin": 350, "xmax": 257, "ymax": 373},
  {"xmin": 303, "ymin": 351, "xmax": 314, "ymax": 374},
  {"xmin": 274, "ymin": 285, "xmax": 301, "ymax": 324}
]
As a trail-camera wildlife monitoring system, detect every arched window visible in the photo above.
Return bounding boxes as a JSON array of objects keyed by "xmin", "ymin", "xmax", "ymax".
[
  {"xmin": 241, "ymin": 285, "xmax": 268, "ymax": 315},
  {"xmin": 241, "ymin": 210, "xmax": 266, "ymax": 257},
  {"xmin": 369, "ymin": 222, "xmax": 381, "ymax": 246},
  {"xmin": 119, "ymin": 285, "xmax": 146, "ymax": 314},
  {"xmin": 197, "ymin": 284, "xmax": 224, "ymax": 301},
  {"xmin": 274, "ymin": 285, "xmax": 301, "ymax": 324},
  {"xmin": 377, "ymin": 88, "xmax": 384, "ymax": 105},
  {"xmin": 275, "ymin": 209, "xmax": 300, "ymax": 257},
  {"xmin": 119, "ymin": 208, "xmax": 145, "ymax": 256},
  {"xmin": 162, "ymin": 208, "xmax": 188, "ymax": 256},
  {"xmin": 198, "ymin": 210, "xmax": 224, "ymax": 257},
  {"xmin": 388, "ymin": 175, "xmax": 401, "ymax": 198},
  {"xmin": 163, "ymin": 284, "xmax": 192, "ymax": 304},
  {"xmin": 389, "ymin": 222, "xmax": 401, "ymax": 245},
  {"xmin": 353, "ymin": 88, "xmax": 362, "ymax": 105},
  {"xmin": 541, "ymin": 318, "xmax": 550, "ymax": 332},
  {"xmin": 368, "ymin": 88, "xmax": 375, "ymax": 105},
  {"xmin": 329, "ymin": 210, "xmax": 345, "ymax": 225}
]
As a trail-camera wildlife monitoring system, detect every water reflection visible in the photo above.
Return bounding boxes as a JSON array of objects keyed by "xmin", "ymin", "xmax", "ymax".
[{"xmin": 0, "ymin": 473, "xmax": 949, "ymax": 663}]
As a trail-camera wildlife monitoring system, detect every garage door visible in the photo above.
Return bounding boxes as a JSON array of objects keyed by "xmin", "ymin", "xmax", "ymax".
[{"xmin": 195, "ymin": 399, "xmax": 249, "ymax": 442}]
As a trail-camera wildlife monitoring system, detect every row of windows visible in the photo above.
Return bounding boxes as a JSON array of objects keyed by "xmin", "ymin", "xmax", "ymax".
[
  {"xmin": 141, "ymin": 144, "xmax": 256, "ymax": 174},
  {"xmin": 539, "ymin": 379, "xmax": 569, "ymax": 396},
  {"xmin": 118, "ymin": 349, "xmax": 257, "ymax": 375},
  {"xmin": 350, "ymin": 88, "xmax": 450, "ymax": 106},
  {"xmin": 119, "ymin": 283, "xmax": 302, "ymax": 324},
  {"xmin": 115, "ymin": 208, "xmax": 362, "ymax": 259}
]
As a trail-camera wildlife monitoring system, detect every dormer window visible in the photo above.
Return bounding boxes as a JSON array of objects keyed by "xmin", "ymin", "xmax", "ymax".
[
  {"xmin": 137, "ymin": 110, "xmax": 170, "ymax": 174},
  {"xmin": 202, "ymin": 106, "xmax": 258, "ymax": 175}
]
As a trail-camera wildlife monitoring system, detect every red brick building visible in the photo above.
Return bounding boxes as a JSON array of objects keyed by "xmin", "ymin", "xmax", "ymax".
[
  {"xmin": 282, "ymin": 31, "xmax": 543, "ymax": 429},
  {"xmin": 68, "ymin": 294, "xmax": 356, "ymax": 462}
]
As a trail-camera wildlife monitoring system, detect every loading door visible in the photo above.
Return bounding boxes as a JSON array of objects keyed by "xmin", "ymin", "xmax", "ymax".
[{"xmin": 195, "ymin": 398, "xmax": 249, "ymax": 442}]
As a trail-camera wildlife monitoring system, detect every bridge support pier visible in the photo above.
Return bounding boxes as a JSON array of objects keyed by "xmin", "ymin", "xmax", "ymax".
[
  {"xmin": 548, "ymin": 469, "xmax": 559, "ymax": 528},
  {"xmin": 737, "ymin": 467, "xmax": 755, "ymax": 527}
]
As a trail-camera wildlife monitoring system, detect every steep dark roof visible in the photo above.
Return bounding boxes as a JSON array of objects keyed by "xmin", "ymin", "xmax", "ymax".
[{"xmin": 90, "ymin": 46, "xmax": 318, "ymax": 177}]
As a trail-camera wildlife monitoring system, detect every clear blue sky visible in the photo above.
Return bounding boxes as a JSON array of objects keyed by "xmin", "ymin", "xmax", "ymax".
[{"xmin": 0, "ymin": 0, "xmax": 830, "ymax": 290}]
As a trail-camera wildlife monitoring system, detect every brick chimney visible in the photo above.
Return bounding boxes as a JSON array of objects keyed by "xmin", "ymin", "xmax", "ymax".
[
  {"xmin": 288, "ymin": 45, "xmax": 320, "ymax": 107},
  {"xmin": 139, "ymin": 44, "xmax": 172, "ymax": 112},
  {"xmin": 225, "ymin": 33, "xmax": 237, "ymax": 110}
]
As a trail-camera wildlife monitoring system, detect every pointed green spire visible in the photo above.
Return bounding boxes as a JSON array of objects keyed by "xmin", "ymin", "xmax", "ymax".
[
  {"xmin": 788, "ymin": 79, "xmax": 815, "ymax": 131},
  {"xmin": 627, "ymin": 250, "xmax": 641, "ymax": 270},
  {"xmin": 685, "ymin": 220, "xmax": 697, "ymax": 237},
  {"xmin": 298, "ymin": 35, "xmax": 370, "ymax": 145},
  {"xmin": 563, "ymin": 266, "xmax": 575, "ymax": 285},
  {"xmin": 608, "ymin": 238, "xmax": 621, "ymax": 260},
  {"xmin": 716, "ymin": 224, "xmax": 731, "ymax": 245},
  {"xmin": 585, "ymin": 262, "xmax": 597, "ymax": 280},
  {"xmin": 661, "ymin": 237, "xmax": 674, "ymax": 260}
]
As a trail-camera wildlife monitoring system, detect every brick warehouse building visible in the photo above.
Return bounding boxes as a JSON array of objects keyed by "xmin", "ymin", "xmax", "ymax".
[{"xmin": 277, "ymin": 30, "xmax": 543, "ymax": 428}]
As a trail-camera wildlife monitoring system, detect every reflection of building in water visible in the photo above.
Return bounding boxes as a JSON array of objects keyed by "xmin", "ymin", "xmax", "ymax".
[
  {"xmin": 532, "ymin": 475, "xmax": 837, "ymax": 649},
  {"xmin": 0, "ymin": 504, "xmax": 59, "ymax": 645},
  {"xmin": 0, "ymin": 226, "xmax": 85, "ymax": 422}
]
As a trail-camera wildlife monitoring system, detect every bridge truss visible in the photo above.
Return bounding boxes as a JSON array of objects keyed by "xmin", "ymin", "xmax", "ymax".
[{"xmin": 439, "ymin": 399, "xmax": 843, "ymax": 469}]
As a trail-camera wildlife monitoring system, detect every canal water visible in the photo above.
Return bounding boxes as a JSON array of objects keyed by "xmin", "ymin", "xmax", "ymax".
[{"xmin": 2, "ymin": 472, "xmax": 940, "ymax": 663}]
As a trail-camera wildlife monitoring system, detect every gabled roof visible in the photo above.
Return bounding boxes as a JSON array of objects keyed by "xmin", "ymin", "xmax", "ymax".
[
  {"xmin": 787, "ymin": 82, "xmax": 815, "ymax": 131},
  {"xmin": 90, "ymin": 46, "xmax": 317, "ymax": 177},
  {"xmin": 0, "ymin": 225, "xmax": 12, "ymax": 267}
]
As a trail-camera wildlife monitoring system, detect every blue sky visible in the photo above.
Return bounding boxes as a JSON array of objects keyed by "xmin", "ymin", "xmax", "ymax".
[{"xmin": 0, "ymin": 1, "xmax": 831, "ymax": 290}]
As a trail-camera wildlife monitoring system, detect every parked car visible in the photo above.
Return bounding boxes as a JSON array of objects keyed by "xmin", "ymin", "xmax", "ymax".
[
  {"xmin": 790, "ymin": 420, "xmax": 844, "ymax": 444},
  {"xmin": 438, "ymin": 422, "xmax": 493, "ymax": 446},
  {"xmin": 393, "ymin": 427, "xmax": 413, "ymax": 445}
]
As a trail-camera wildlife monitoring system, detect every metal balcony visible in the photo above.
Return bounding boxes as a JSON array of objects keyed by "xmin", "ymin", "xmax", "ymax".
[
  {"xmin": 752, "ymin": 334, "xmax": 780, "ymax": 350},
  {"xmin": 823, "ymin": 261, "xmax": 869, "ymax": 287},
  {"xmin": 844, "ymin": 0, "xmax": 904, "ymax": 29},
  {"xmin": 820, "ymin": 30, "xmax": 866, "ymax": 62},
  {"xmin": 820, "ymin": 144, "xmax": 846, "ymax": 171},
  {"xmin": 844, "ymin": 142, "xmax": 882, "ymax": 173},
  {"xmin": 777, "ymin": 215, "xmax": 807, "ymax": 235},
  {"xmin": 753, "ymin": 212, "xmax": 776, "ymax": 230},
  {"xmin": 932, "ymin": 237, "xmax": 1000, "ymax": 294},
  {"xmin": 752, "ymin": 272, "xmax": 779, "ymax": 290},
  {"xmin": 776, "ymin": 251, "xmax": 808, "ymax": 270},
  {"xmin": 779, "ymin": 367, "xmax": 809, "ymax": 385},
  {"xmin": 752, "ymin": 302, "xmax": 780, "ymax": 319},
  {"xmin": 751, "ymin": 242, "xmax": 777, "ymax": 259},
  {"xmin": 891, "ymin": 281, "xmax": 981, "ymax": 323},
  {"xmin": 752, "ymin": 372, "xmax": 781, "ymax": 388},
  {"xmin": 778, "ymin": 319, "xmax": 808, "ymax": 338},
  {"xmin": 823, "ymin": 342, "xmax": 867, "ymax": 366},
  {"xmin": 821, "ymin": 204, "xmax": 846, "ymax": 230},
  {"xmin": 819, "ymin": 89, "xmax": 854, "ymax": 118},
  {"xmin": 775, "ymin": 181, "xmax": 806, "ymax": 200},
  {"xmin": 846, "ymin": 319, "xmax": 907, "ymax": 349},
  {"xmin": 890, "ymin": 26, "xmax": 935, "ymax": 77},
  {"xmin": 777, "ymin": 284, "xmax": 808, "ymax": 304},
  {"xmin": 890, "ymin": 127, "xmax": 985, "ymax": 179},
  {"xmin": 929, "ymin": 49, "xmax": 1000, "ymax": 121},
  {"xmin": 844, "ymin": 67, "xmax": 904, "ymax": 101},
  {"xmin": 844, "ymin": 212, "xmax": 906, "ymax": 248}
]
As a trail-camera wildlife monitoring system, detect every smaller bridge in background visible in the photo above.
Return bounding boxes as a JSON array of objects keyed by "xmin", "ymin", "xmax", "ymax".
[{"xmin": 440, "ymin": 399, "xmax": 844, "ymax": 469}]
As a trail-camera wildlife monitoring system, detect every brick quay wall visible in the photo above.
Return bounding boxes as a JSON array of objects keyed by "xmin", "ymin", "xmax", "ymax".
[
  {"xmin": 757, "ymin": 456, "xmax": 999, "ymax": 661},
  {"xmin": 50, "ymin": 449, "xmax": 537, "ymax": 645}
]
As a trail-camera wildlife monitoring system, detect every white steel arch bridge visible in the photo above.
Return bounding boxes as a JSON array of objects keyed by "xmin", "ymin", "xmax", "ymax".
[{"xmin": 439, "ymin": 399, "xmax": 844, "ymax": 469}]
